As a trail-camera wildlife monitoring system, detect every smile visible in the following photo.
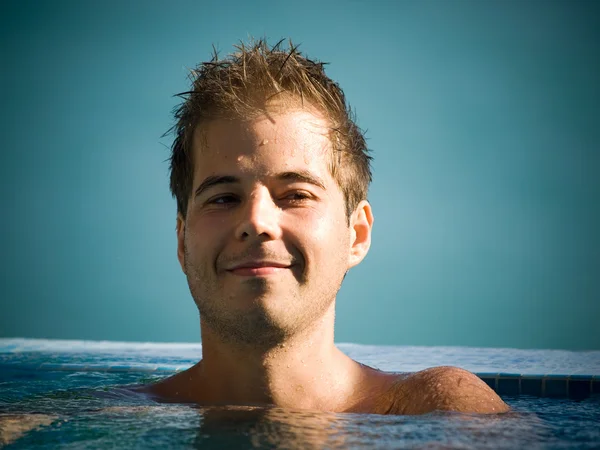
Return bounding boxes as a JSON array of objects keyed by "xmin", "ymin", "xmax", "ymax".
[{"xmin": 226, "ymin": 262, "xmax": 293, "ymax": 277}]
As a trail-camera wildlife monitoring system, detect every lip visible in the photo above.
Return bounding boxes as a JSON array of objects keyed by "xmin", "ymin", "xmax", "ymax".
[{"xmin": 226, "ymin": 261, "xmax": 293, "ymax": 276}]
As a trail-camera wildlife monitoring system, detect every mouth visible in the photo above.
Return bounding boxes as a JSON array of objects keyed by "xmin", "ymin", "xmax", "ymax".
[{"xmin": 226, "ymin": 261, "xmax": 293, "ymax": 277}]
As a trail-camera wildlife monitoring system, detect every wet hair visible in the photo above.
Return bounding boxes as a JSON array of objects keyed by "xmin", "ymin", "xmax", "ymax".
[{"xmin": 168, "ymin": 38, "xmax": 372, "ymax": 220}]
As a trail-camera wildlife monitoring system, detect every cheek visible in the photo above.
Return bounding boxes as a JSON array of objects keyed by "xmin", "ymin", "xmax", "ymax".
[
  {"xmin": 185, "ymin": 217, "xmax": 228, "ymax": 260},
  {"xmin": 292, "ymin": 209, "xmax": 349, "ymax": 256}
]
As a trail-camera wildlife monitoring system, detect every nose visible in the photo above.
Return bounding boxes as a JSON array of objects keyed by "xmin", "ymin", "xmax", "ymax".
[{"xmin": 234, "ymin": 186, "xmax": 282, "ymax": 241}]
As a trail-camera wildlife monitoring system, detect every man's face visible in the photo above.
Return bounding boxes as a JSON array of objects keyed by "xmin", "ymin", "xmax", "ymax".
[{"xmin": 178, "ymin": 109, "xmax": 362, "ymax": 346}]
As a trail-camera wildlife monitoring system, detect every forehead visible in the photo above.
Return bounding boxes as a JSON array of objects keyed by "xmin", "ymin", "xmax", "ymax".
[{"xmin": 191, "ymin": 110, "xmax": 333, "ymax": 178}]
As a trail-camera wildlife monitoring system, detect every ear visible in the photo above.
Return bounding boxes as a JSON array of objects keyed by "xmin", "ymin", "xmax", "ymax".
[
  {"xmin": 176, "ymin": 214, "xmax": 186, "ymax": 273},
  {"xmin": 348, "ymin": 200, "xmax": 374, "ymax": 269}
]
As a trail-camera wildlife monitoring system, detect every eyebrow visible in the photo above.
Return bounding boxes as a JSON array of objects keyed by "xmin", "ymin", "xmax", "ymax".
[
  {"xmin": 275, "ymin": 171, "xmax": 327, "ymax": 191},
  {"xmin": 194, "ymin": 175, "xmax": 240, "ymax": 198},
  {"xmin": 194, "ymin": 170, "xmax": 327, "ymax": 198}
]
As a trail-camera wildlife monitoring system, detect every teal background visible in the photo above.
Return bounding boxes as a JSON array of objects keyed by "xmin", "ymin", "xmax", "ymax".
[{"xmin": 1, "ymin": 0, "xmax": 598, "ymax": 350}]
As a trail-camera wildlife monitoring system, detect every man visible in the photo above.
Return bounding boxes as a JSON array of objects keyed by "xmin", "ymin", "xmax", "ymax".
[{"xmin": 145, "ymin": 39, "xmax": 509, "ymax": 415}]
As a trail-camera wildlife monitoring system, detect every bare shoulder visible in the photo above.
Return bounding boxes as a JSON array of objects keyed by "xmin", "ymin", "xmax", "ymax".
[
  {"xmin": 134, "ymin": 372, "xmax": 177, "ymax": 397},
  {"xmin": 385, "ymin": 366, "xmax": 510, "ymax": 415},
  {"xmin": 133, "ymin": 367, "xmax": 196, "ymax": 402}
]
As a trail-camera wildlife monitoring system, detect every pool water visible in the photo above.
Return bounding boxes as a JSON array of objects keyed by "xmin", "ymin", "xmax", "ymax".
[{"xmin": 1, "ymin": 340, "xmax": 599, "ymax": 449}]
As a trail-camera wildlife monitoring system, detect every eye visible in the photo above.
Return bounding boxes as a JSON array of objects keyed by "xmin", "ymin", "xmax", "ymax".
[
  {"xmin": 281, "ymin": 191, "xmax": 313, "ymax": 203},
  {"xmin": 206, "ymin": 194, "xmax": 239, "ymax": 207}
]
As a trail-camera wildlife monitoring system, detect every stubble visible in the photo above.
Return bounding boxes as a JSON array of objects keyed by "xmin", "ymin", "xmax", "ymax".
[{"xmin": 183, "ymin": 243, "xmax": 344, "ymax": 349}]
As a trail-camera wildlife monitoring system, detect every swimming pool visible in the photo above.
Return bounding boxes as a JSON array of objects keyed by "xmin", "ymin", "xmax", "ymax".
[{"xmin": 1, "ymin": 339, "xmax": 599, "ymax": 448}]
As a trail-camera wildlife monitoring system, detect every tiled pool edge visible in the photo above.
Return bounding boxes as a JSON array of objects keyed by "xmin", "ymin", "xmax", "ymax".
[{"xmin": 479, "ymin": 373, "xmax": 600, "ymax": 399}]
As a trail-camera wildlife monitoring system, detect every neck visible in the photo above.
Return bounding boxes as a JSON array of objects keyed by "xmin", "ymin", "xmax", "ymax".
[{"xmin": 190, "ymin": 303, "xmax": 364, "ymax": 411}]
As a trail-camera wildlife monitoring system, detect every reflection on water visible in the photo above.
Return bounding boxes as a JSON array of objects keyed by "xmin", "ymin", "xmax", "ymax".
[
  {"xmin": 193, "ymin": 406, "xmax": 347, "ymax": 449},
  {"xmin": 190, "ymin": 406, "xmax": 544, "ymax": 449},
  {"xmin": 4, "ymin": 400, "xmax": 595, "ymax": 449},
  {"xmin": 191, "ymin": 403, "xmax": 596, "ymax": 449}
]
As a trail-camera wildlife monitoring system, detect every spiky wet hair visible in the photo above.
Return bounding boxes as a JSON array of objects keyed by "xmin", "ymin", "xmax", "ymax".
[{"xmin": 169, "ymin": 38, "xmax": 372, "ymax": 220}]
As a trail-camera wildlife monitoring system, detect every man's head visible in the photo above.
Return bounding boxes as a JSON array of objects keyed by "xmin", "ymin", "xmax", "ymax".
[
  {"xmin": 169, "ymin": 39, "xmax": 372, "ymax": 221},
  {"xmin": 168, "ymin": 39, "xmax": 374, "ymax": 347}
]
